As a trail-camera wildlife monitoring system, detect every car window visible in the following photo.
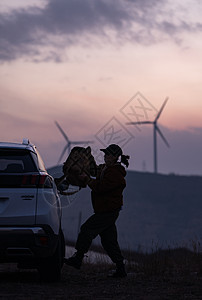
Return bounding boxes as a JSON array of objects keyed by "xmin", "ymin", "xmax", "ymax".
[
  {"xmin": 0, "ymin": 149, "xmax": 38, "ymax": 173},
  {"xmin": 34, "ymin": 148, "xmax": 46, "ymax": 172}
]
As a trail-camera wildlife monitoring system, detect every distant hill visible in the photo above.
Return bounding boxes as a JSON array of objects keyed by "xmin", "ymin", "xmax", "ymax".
[{"xmin": 48, "ymin": 165, "xmax": 202, "ymax": 252}]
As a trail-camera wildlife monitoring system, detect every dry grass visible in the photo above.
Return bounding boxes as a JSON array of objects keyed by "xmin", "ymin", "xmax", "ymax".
[
  {"xmin": 68, "ymin": 239, "xmax": 202, "ymax": 277},
  {"xmin": 1, "ymin": 243, "xmax": 202, "ymax": 299}
]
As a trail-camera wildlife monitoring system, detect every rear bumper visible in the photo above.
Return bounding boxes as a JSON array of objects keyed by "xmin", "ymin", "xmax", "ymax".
[{"xmin": 0, "ymin": 225, "xmax": 58, "ymax": 262}]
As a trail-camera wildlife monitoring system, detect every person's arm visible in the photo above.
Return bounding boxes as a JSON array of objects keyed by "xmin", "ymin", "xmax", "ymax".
[{"xmin": 88, "ymin": 168, "xmax": 125, "ymax": 193}]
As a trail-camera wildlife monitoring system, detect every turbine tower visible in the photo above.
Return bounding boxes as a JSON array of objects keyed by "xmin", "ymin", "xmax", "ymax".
[
  {"xmin": 55, "ymin": 121, "xmax": 94, "ymax": 164},
  {"xmin": 127, "ymin": 98, "xmax": 170, "ymax": 173}
]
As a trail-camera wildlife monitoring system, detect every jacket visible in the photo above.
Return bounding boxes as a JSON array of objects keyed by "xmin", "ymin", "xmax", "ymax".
[{"xmin": 88, "ymin": 163, "xmax": 126, "ymax": 213}]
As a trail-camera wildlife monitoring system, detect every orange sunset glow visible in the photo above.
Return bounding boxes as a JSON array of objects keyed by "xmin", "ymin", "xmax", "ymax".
[{"xmin": 0, "ymin": 0, "xmax": 202, "ymax": 175}]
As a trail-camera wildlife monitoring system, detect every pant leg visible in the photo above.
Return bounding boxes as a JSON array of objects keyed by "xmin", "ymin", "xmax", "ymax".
[
  {"xmin": 100, "ymin": 224, "xmax": 124, "ymax": 264},
  {"xmin": 75, "ymin": 214, "xmax": 99, "ymax": 253},
  {"xmin": 75, "ymin": 211, "xmax": 119, "ymax": 254}
]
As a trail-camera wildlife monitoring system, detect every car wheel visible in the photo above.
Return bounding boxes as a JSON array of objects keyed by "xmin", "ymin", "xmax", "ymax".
[
  {"xmin": 38, "ymin": 231, "xmax": 64, "ymax": 282},
  {"xmin": 60, "ymin": 229, "xmax": 65, "ymax": 267}
]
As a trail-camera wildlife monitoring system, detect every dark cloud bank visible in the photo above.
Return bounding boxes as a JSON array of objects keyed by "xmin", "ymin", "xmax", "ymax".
[{"xmin": 0, "ymin": 0, "xmax": 201, "ymax": 62}]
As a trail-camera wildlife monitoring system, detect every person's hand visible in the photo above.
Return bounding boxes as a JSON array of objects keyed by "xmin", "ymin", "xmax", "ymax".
[{"xmin": 78, "ymin": 173, "xmax": 91, "ymax": 185}]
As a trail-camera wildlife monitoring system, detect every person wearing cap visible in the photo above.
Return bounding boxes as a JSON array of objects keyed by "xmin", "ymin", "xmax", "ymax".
[{"xmin": 64, "ymin": 144, "xmax": 130, "ymax": 278}]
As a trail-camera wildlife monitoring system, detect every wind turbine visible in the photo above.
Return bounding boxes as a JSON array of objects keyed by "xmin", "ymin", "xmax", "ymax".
[
  {"xmin": 126, "ymin": 98, "xmax": 170, "ymax": 174},
  {"xmin": 55, "ymin": 121, "xmax": 94, "ymax": 164}
]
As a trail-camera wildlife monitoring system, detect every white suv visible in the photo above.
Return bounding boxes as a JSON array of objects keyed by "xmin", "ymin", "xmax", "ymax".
[{"xmin": 0, "ymin": 139, "xmax": 65, "ymax": 281}]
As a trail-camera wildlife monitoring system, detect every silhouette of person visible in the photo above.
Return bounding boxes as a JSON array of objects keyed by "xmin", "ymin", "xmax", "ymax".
[{"xmin": 64, "ymin": 144, "xmax": 130, "ymax": 278}]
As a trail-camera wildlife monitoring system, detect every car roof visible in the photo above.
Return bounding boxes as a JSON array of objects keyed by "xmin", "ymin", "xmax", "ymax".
[{"xmin": 0, "ymin": 140, "xmax": 36, "ymax": 153}]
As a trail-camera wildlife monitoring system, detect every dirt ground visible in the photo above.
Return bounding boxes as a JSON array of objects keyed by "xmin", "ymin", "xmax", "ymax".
[{"xmin": 0, "ymin": 262, "xmax": 202, "ymax": 300}]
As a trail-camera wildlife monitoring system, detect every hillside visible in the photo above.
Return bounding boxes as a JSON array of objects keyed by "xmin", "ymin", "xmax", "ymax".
[{"xmin": 48, "ymin": 166, "xmax": 202, "ymax": 252}]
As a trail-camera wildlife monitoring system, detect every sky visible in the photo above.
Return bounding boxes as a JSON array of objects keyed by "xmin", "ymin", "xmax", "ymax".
[{"xmin": 0, "ymin": 0, "xmax": 202, "ymax": 175}]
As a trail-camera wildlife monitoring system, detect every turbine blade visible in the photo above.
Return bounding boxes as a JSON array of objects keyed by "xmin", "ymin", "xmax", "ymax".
[
  {"xmin": 156, "ymin": 126, "xmax": 170, "ymax": 148},
  {"xmin": 155, "ymin": 97, "xmax": 169, "ymax": 121},
  {"xmin": 126, "ymin": 121, "xmax": 153, "ymax": 125},
  {"xmin": 55, "ymin": 121, "xmax": 69, "ymax": 142},
  {"xmin": 71, "ymin": 140, "xmax": 94, "ymax": 145},
  {"xmin": 58, "ymin": 145, "xmax": 69, "ymax": 164}
]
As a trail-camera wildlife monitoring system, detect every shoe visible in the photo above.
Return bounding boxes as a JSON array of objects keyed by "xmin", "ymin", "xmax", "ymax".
[
  {"xmin": 109, "ymin": 263, "xmax": 127, "ymax": 278},
  {"xmin": 64, "ymin": 252, "xmax": 84, "ymax": 270}
]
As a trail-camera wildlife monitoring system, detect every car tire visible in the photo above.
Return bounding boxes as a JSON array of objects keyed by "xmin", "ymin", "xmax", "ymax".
[
  {"xmin": 38, "ymin": 231, "xmax": 64, "ymax": 282},
  {"xmin": 60, "ymin": 229, "xmax": 65, "ymax": 267}
]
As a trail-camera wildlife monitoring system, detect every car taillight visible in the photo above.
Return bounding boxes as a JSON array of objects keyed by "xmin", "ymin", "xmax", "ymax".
[
  {"xmin": 39, "ymin": 236, "xmax": 49, "ymax": 246},
  {"xmin": 21, "ymin": 175, "xmax": 52, "ymax": 188},
  {"xmin": 39, "ymin": 175, "xmax": 47, "ymax": 187}
]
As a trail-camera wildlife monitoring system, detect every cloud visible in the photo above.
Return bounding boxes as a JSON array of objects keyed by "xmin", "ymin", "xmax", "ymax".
[{"xmin": 0, "ymin": 0, "xmax": 201, "ymax": 62}]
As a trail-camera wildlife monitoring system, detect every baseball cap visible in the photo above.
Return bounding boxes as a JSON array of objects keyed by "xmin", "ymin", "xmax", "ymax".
[{"xmin": 100, "ymin": 144, "xmax": 123, "ymax": 157}]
